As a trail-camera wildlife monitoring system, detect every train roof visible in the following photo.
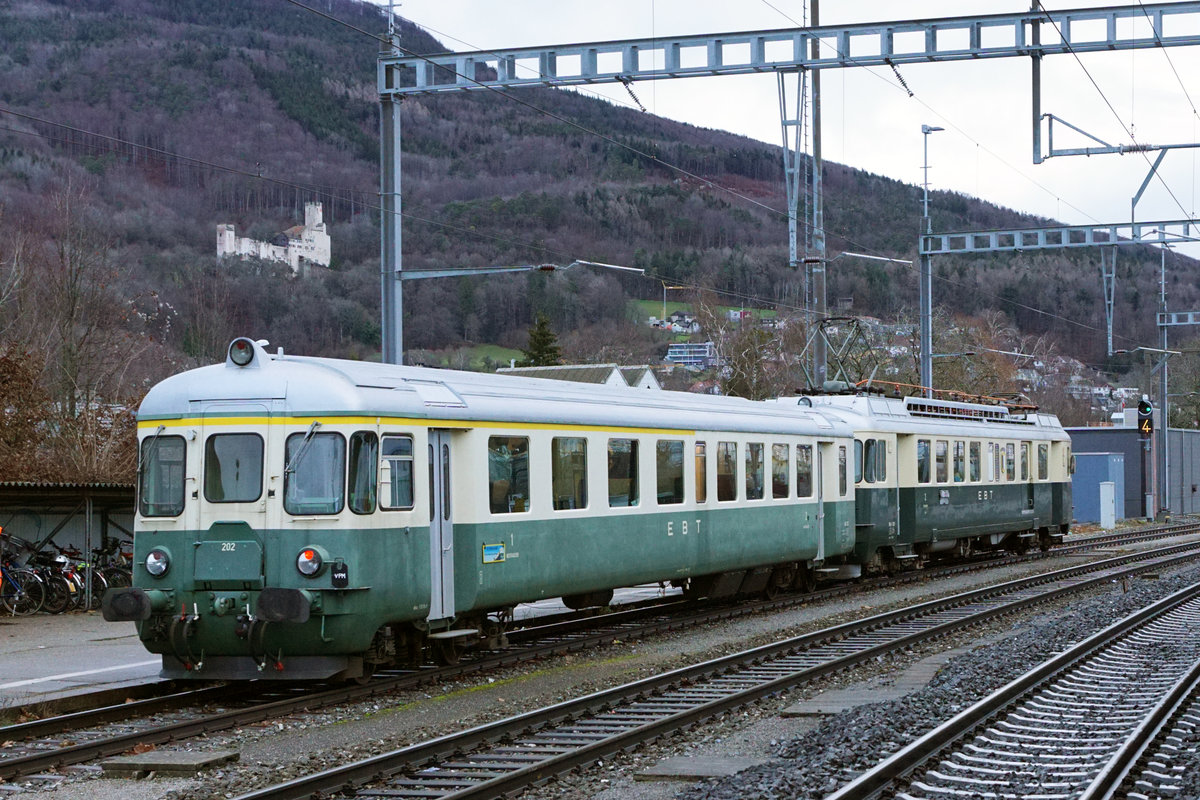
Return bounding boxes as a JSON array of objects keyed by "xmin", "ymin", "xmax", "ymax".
[
  {"xmin": 138, "ymin": 339, "xmax": 852, "ymax": 438},
  {"xmin": 771, "ymin": 393, "xmax": 1069, "ymax": 442}
]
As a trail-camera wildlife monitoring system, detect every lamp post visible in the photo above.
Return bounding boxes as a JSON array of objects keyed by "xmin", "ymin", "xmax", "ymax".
[{"xmin": 920, "ymin": 124, "xmax": 944, "ymax": 399}]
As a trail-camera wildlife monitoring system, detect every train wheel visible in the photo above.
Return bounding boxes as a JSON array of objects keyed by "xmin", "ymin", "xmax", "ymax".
[
  {"xmin": 434, "ymin": 639, "xmax": 465, "ymax": 666},
  {"xmin": 794, "ymin": 566, "xmax": 816, "ymax": 594},
  {"xmin": 351, "ymin": 662, "xmax": 376, "ymax": 686}
]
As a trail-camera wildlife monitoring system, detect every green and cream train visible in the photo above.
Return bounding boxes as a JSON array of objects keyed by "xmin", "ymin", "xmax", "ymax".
[{"xmin": 105, "ymin": 339, "xmax": 1072, "ymax": 680}]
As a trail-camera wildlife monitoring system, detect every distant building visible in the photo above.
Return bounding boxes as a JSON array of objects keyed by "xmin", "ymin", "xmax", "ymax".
[
  {"xmin": 217, "ymin": 202, "xmax": 331, "ymax": 275},
  {"xmin": 498, "ymin": 363, "xmax": 662, "ymax": 390},
  {"xmin": 665, "ymin": 341, "xmax": 718, "ymax": 369}
]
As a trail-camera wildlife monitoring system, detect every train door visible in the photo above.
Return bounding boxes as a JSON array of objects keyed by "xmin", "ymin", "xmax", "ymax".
[
  {"xmin": 427, "ymin": 430, "xmax": 455, "ymax": 622},
  {"xmin": 1023, "ymin": 442, "xmax": 1035, "ymax": 512},
  {"xmin": 815, "ymin": 443, "xmax": 827, "ymax": 562}
]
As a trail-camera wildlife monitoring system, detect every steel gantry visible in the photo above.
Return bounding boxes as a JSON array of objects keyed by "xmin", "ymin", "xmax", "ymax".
[{"xmin": 377, "ymin": 3, "xmax": 1200, "ymax": 367}]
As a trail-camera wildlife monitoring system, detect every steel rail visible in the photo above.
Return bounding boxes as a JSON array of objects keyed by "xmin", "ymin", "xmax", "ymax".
[
  {"xmin": 228, "ymin": 543, "xmax": 1200, "ymax": 800},
  {"xmin": 829, "ymin": 582, "xmax": 1200, "ymax": 800}
]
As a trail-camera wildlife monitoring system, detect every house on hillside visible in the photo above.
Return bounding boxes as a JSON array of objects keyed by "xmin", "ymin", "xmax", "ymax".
[
  {"xmin": 665, "ymin": 341, "xmax": 718, "ymax": 369},
  {"xmin": 498, "ymin": 363, "xmax": 662, "ymax": 390},
  {"xmin": 217, "ymin": 202, "xmax": 331, "ymax": 275}
]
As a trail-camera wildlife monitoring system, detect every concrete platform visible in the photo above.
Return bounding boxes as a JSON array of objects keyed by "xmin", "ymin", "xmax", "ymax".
[
  {"xmin": 0, "ymin": 610, "xmax": 164, "ymax": 713},
  {"xmin": 634, "ymin": 756, "xmax": 766, "ymax": 781}
]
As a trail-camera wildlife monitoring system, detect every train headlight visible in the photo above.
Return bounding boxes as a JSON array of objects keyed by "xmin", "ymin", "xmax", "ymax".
[
  {"xmin": 145, "ymin": 548, "xmax": 171, "ymax": 578},
  {"xmin": 229, "ymin": 338, "xmax": 255, "ymax": 367},
  {"xmin": 296, "ymin": 547, "xmax": 324, "ymax": 577}
]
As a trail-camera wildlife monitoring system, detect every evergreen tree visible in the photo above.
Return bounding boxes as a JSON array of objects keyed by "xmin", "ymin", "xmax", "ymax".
[{"xmin": 521, "ymin": 313, "xmax": 562, "ymax": 366}]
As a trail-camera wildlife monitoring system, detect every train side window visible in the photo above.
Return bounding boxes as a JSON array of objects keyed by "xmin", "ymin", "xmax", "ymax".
[
  {"xmin": 284, "ymin": 432, "xmax": 345, "ymax": 515},
  {"xmin": 772, "ymin": 444, "xmax": 789, "ymax": 498},
  {"xmin": 695, "ymin": 442, "xmax": 708, "ymax": 504},
  {"xmin": 656, "ymin": 440, "xmax": 685, "ymax": 505},
  {"xmin": 1020, "ymin": 443, "xmax": 1030, "ymax": 481},
  {"xmin": 489, "ymin": 436, "xmax": 530, "ymax": 513},
  {"xmin": 717, "ymin": 442, "xmax": 737, "ymax": 501},
  {"xmin": 140, "ymin": 435, "xmax": 186, "ymax": 517},
  {"xmin": 796, "ymin": 444, "xmax": 813, "ymax": 497},
  {"xmin": 746, "ymin": 443, "xmax": 765, "ymax": 500},
  {"xmin": 854, "ymin": 440, "xmax": 864, "ymax": 483},
  {"xmin": 348, "ymin": 432, "xmax": 378, "ymax": 514},
  {"xmin": 876, "ymin": 439, "xmax": 886, "ymax": 482},
  {"xmin": 953, "ymin": 441, "xmax": 965, "ymax": 483},
  {"xmin": 552, "ymin": 437, "xmax": 587, "ymax": 510},
  {"xmin": 607, "ymin": 438, "xmax": 639, "ymax": 507},
  {"xmin": 1005, "ymin": 443, "xmax": 1016, "ymax": 481},
  {"xmin": 380, "ymin": 435, "xmax": 414, "ymax": 510},
  {"xmin": 935, "ymin": 440, "xmax": 948, "ymax": 484},
  {"xmin": 1038, "ymin": 444, "xmax": 1049, "ymax": 480},
  {"xmin": 838, "ymin": 445, "xmax": 848, "ymax": 496},
  {"xmin": 969, "ymin": 442, "xmax": 981, "ymax": 482},
  {"xmin": 862, "ymin": 439, "xmax": 876, "ymax": 483},
  {"xmin": 917, "ymin": 439, "xmax": 931, "ymax": 484},
  {"xmin": 204, "ymin": 433, "xmax": 263, "ymax": 503}
]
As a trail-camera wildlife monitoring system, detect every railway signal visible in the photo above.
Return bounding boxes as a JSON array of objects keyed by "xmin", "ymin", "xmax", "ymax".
[{"xmin": 1137, "ymin": 399, "xmax": 1154, "ymax": 437}]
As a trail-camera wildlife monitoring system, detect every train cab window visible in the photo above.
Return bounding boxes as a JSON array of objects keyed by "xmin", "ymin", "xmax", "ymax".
[
  {"xmin": 917, "ymin": 439, "xmax": 931, "ymax": 484},
  {"xmin": 746, "ymin": 443, "xmax": 765, "ymax": 500},
  {"xmin": 284, "ymin": 432, "xmax": 346, "ymax": 515},
  {"xmin": 656, "ymin": 440, "xmax": 685, "ymax": 505},
  {"xmin": 935, "ymin": 441, "xmax": 948, "ymax": 484},
  {"xmin": 838, "ymin": 446, "xmax": 848, "ymax": 496},
  {"xmin": 875, "ymin": 440, "xmax": 886, "ymax": 482},
  {"xmin": 204, "ymin": 433, "xmax": 263, "ymax": 503},
  {"xmin": 953, "ymin": 441, "xmax": 965, "ymax": 483},
  {"xmin": 552, "ymin": 437, "xmax": 588, "ymax": 510},
  {"xmin": 695, "ymin": 442, "xmax": 708, "ymax": 504},
  {"xmin": 1005, "ymin": 443, "xmax": 1016, "ymax": 481},
  {"xmin": 862, "ymin": 440, "xmax": 876, "ymax": 483},
  {"xmin": 1020, "ymin": 443, "xmax": 1030, "ymax": 481},
  {"xmin": 607, "ymin": 438, "xmax": 639, "ymax": 507},
  {"xmin": 772, "ymin": 444, "xmax": 789, "ymax": 498},
  {"xmin": 854, "ymin": 440, "xmax": 864, "ymax": 484},
  {"xmin": 1038, "ymin": 444, "xmax": 1049, "ymax": 480},
  {"xmin": 348, "ymin": 432, "xmax": 378, "ymax": 514},
  {"xmin": 796, "ymin": 444, "xmax": 813, "ymax": 497},
  {"xmin": 489, "ymin": 436, "xmax": 530, "ymax": 513},
  {"xmin": 380, "ymin": 435, "xmax": 415, "ymax": 509},
  {"xmin": 717, "ymin": 442, "xmax": 737, "ymax": 501},
  {"xmin": 969, "ymin": 442, "xmax": 982, "ymax": 482},
  {"xmin": 139, "ymin": 435, "xmax": 186, "ymax": 517}
]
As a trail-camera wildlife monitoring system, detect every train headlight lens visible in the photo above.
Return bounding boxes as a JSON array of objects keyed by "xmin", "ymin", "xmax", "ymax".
[
  {"xmin": 145, "ymin": 548, "xmax": 171, "ymax": 578},
  {"xmin": 296, "ymin": 548, "xmax": 323, "ymax": 577},
  {"xmin": 229, "ymin": 338, "xmax": 255, "ymax": 367}
]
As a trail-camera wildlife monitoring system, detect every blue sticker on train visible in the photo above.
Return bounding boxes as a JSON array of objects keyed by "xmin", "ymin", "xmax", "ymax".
[{"xmin": 482, "ymin": 543, "xmax": 506, "ymax": 564}]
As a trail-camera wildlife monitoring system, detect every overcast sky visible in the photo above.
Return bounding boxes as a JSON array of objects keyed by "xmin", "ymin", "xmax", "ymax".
[{"xmin": 386, "ymin": 1, "xmax": 1200, "ymax": 259}]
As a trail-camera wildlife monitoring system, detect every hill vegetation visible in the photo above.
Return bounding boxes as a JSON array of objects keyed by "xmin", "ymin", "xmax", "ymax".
[{"xmin": 0, "ymin": 0, "xmax": 1194, "ymax": 480}]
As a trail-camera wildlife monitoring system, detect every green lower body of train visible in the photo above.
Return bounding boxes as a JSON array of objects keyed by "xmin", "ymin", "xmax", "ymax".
[
  {"xmin": 851, "ymin": 481, "xmax": 1072, "ymax": 572},
  {"xmin": 104, "ymin": 500, "xmax": 855, "ymax": 680}
]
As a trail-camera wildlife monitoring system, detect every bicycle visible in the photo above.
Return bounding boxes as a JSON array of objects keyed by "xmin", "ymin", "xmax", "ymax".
[{"xmin": 0, "ymin": 538, "xmax": 45, "ymax": 616}]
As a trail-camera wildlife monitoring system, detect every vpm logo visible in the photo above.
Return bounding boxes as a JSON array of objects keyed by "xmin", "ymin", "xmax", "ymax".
[{"xmin": 1137, "ymin": 399, "xmax": 1154, "ymax": 437}]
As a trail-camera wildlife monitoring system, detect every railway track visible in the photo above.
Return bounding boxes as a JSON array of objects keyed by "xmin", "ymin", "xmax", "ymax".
[
  {"xmin": 829, "ymin": 581, "xmax": 1200, "ymax": 800},
  {"xmin": 223, "ymin": 540, "xmax": 1200, "ymax": 800},
  {"xmin": 0, "ymin": 523, "xmax": 1193, "ymax": 786}
]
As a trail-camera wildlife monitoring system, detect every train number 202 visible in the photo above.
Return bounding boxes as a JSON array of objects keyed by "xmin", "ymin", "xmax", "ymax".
[{"xmin": 220, "ymin": 542, "xmax": 237, "ymax": 551}]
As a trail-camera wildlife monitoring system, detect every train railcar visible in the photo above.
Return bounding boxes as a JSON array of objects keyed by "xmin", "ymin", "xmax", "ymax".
[
  {"xmin": 105, "ymin": 338, "xmax": 856, "ymax": 680},
  {"xmin": 778, "ymin": 391, "xmax": 1073, "ymax": 574}
]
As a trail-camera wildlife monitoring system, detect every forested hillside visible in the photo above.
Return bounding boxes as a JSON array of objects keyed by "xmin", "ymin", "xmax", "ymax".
[{"xmin": 0, "ymin": 0, "xmax": 1193, "ymax": 479}]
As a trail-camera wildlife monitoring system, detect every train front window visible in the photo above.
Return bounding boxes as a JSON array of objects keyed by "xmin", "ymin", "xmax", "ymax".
[
  {"xmin": 348, "ymin": 432, "xmax": 378, "ymax": 515},
  {"xmin": 284, "ymin": 432, "xmax": 346, "ymax": 515},
  {"xmin": 746, "ymin": 443, "xmax": 765, "ymax": 500},
  {"xmin": 917, "ymin": 439, "xmax": 930, "ymax": 484},
  {"xmin": 489, "ymin": 436, "xmax": 530, "ymax": 513},
  {"xmin": 380, "ymin": 435, "xmax": 414, "ymax": 509},
  {"xmin": 204, "ymin": 433, "xmax": 263, "ymax": 503},
  {"xmin": 140, "ymin": 435, "xmax": 186, "ymax": 517},
  {"xmin": 552, "ymin": 437, "xmax": 588, "ymax": 510},
  {"xmin": 607, "ymin": 438, "xmax": 639, "ymax": 507}
]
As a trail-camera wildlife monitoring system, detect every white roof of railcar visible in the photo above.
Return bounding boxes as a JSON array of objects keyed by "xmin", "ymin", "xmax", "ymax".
[
  {"xmin": 139, "ymin": 340, "xmax": 851, "ymax": 438},
  {"xmin": 769, "ymin": 393, "xmax": 1069, "ymax": 442}
]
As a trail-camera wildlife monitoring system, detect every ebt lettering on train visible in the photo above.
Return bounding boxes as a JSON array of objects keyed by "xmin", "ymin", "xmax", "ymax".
[
  {"xmin": 666, "ymin": 520, "xmax": 702, "ymax": 536},
  {"xmin": 977, "ymin": 490, "xmax": 995, "ymax": 501}
]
